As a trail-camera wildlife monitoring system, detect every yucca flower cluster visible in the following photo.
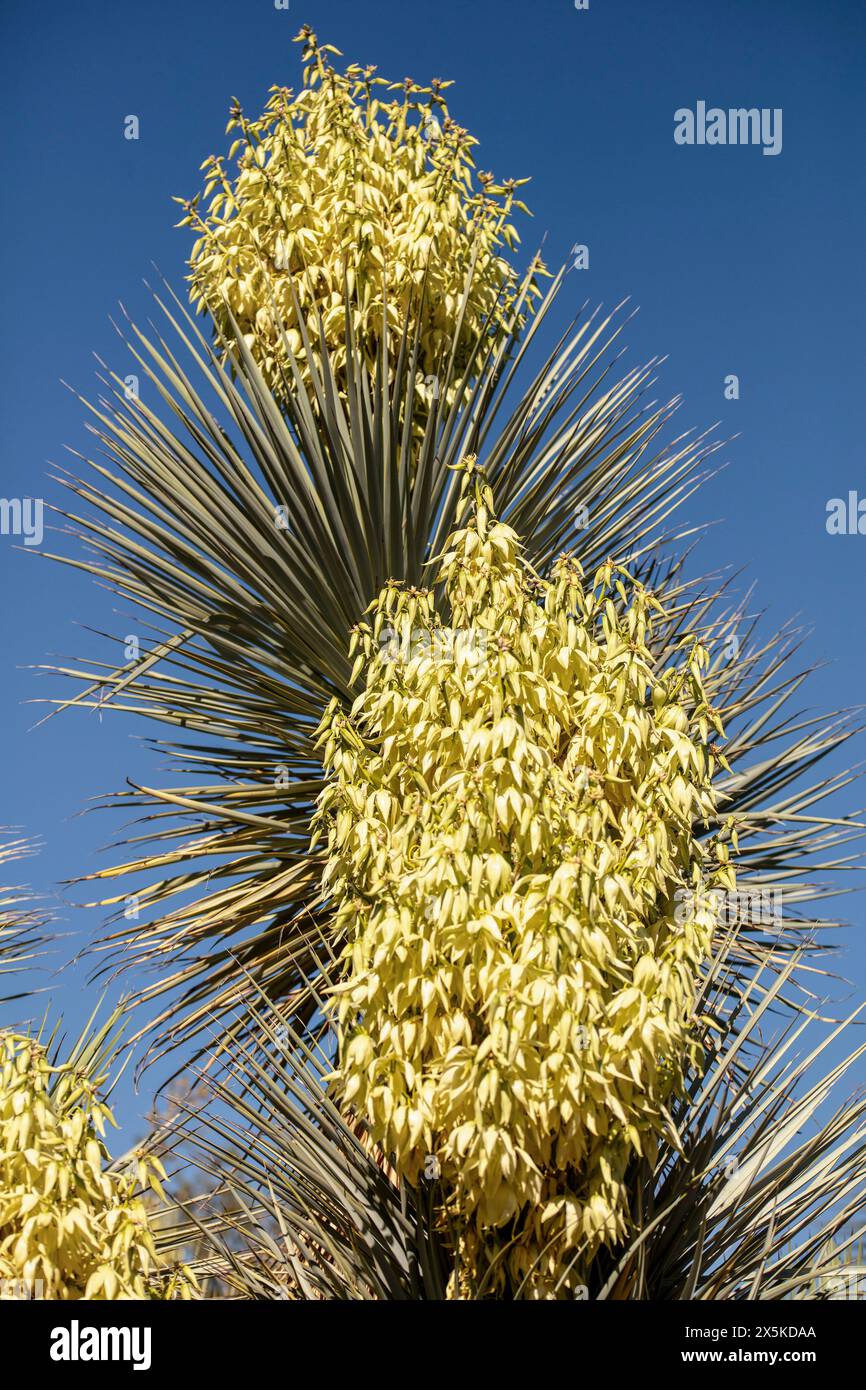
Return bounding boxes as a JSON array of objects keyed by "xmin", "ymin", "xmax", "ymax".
[
  {"xmin": 0, "ymin": 1032, "xmax": 188, "ymax": 1300},
  {"xmin": 314, "ymin": 463, "xmax": 734, "ymax": 1297},
  {"xmin": 179, "ymin": 28, "xmax": 536, "ymax": 417}
]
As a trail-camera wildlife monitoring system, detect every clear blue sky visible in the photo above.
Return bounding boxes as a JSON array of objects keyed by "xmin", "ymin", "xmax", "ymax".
[{"xmin": 1, "ymin": 0, "xmax": 864, "ymax": 1134}]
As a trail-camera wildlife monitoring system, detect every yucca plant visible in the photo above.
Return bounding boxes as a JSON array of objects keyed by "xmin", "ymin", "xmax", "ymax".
[
  {"xmin": 313, "ymin": 465, "xmax": 740, "ymax": 1296},
  {"xmin": 149, "ymin": 937, "xmax": 866, "ymax": 1300},
  {"xmin": 0, "ymin": 843, "xmax": 192, "ymax": 1300},
  {"xmin": 0, "ymin": 837, "xmax": 49, "ymax": 1008},
  {"xmin": 177, "ymin": 27, "xmax": 538, "ymax": 424},
  {"xmin": 31, "ymin": 34, "xmax": 865, "ymax": 1297},
  {"xmin": 42, "ymin": 268, "xmax": 838, "ymax": 1055},
  {"xmin": 0, "ymin": 1017, "xmax": 188, "ymax": 1301}
]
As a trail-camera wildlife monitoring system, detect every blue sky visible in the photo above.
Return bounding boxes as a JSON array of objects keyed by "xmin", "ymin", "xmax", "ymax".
[{"xmin": 1, "ymin": 0, "xmax": 865, "ymax": 1134}]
